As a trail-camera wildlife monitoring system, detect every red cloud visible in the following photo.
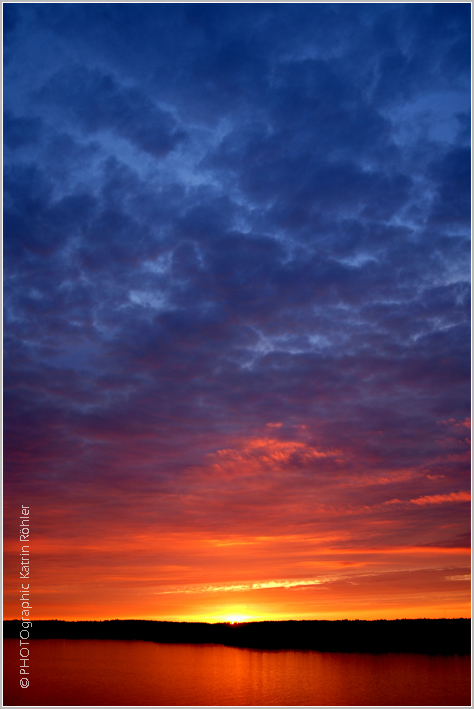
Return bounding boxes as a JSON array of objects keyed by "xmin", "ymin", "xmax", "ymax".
[{"xmin": 410, "ymin": 491, "xmax": 471, "ymax": 506}]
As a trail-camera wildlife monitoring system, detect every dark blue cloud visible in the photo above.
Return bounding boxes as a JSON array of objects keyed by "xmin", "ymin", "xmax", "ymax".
[
  {"xmin": 428, "ymin": 147, "xmax": 471, "ymax": 226},
  {"xmin": 39, "ymin": 67, "xmax": 186, "ymax": 158},
  {"xmin": 3, "ymin": 112, "xmax": 43, "ymax": 149},
  {"xmin": 3, "ymin": 3, "xmax": 470, "ymax": 546}
]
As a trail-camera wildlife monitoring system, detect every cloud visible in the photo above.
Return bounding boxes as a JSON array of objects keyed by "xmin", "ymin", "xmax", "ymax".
[
  {"xmin": 3, "ymin": 112, "xmax": 43, "ymax": 150},
  {"xmin": 410, "ymin": 491, "xmax": 471, "ymax": 507},
  {"xmin": 39, "ymin": 67, "xmax": 186, "ymax": 158},
  {"xmin": 157, "ymin": 578, "xmax": 327, "ymax": 595},
  {"xmin": 445, "ymin": 574, "xmax": 470, "ymax": 582}
]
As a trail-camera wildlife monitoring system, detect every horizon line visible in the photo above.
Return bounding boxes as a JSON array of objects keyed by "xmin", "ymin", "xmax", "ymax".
[{"xmin": 5, "ymin": 617, "xmax": 471, "ymax": 623}]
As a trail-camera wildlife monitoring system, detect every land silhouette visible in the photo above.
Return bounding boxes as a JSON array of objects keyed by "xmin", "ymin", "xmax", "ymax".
[{"xmin": 4, "ymin": 618, "xmax": 470, "ymax": 654}]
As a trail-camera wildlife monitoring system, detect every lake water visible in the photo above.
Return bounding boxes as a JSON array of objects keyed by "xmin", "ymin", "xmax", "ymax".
[{"xmin": 3, "ymin": 639, "xmax": 471, "ymax": 706}]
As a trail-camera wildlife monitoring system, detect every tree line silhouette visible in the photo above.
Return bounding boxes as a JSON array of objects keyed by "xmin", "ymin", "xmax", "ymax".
[{"xmin": 4, "ymin": 618, "xmax": 470, "ymax": 654}]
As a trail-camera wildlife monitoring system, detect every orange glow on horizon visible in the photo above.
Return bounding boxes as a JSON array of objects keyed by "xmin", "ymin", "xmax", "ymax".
[{"xmin": 4, "ymin": 429, "xmax": 470, "ymax": 624}]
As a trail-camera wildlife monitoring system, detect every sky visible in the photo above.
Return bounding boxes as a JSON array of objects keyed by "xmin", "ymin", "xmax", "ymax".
[{"xmin": 3, "ymin": 3, "xmax": 471, "ymax": 623}]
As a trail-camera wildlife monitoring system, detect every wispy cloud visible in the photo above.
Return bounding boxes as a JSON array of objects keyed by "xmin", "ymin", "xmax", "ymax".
[
  {"xmin": 156, "ymin": 578, "xmax": 330, "ymax": 595},
  {"xmin": 410, "ymin": 492, "xmax": 471, "ymax": 506}
]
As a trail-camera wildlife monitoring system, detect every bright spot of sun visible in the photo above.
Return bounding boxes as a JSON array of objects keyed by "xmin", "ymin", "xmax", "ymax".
[{"xmin": 227, "ymin": 614, "xmax": 246, "ymax": 624}]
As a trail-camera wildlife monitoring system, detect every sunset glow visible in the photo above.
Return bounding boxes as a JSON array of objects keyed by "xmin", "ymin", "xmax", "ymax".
[{"xmin": 3, "ymin": 3, "xmax": 470, "ymax": 626}]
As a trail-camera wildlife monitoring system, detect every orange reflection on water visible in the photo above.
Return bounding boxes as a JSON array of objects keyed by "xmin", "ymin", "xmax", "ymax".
[{"xmin": 3, "ymin": 639, "xmax": 471, "ymax": 706}]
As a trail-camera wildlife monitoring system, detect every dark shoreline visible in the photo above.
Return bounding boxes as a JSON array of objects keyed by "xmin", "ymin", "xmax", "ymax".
[{"xmin": 4, "ymin": 618, "xmax": 470, "ymax": 654}]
